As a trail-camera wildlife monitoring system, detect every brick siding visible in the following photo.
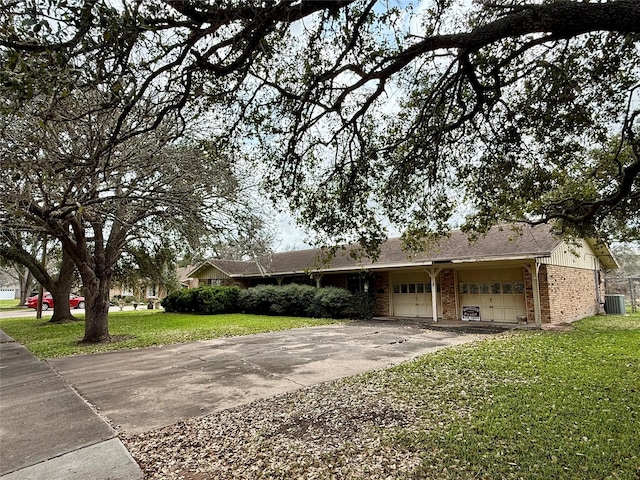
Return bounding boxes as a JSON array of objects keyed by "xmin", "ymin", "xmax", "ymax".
[
  {"xmin": 372, "ymin": 272, "xmax": 390, "ymax": 316},
  {"xmin": 441, "ymin": 269, "xmax": 457, "ymax": 321},
  {"xmin": 539, "ymin": 264, "xmax": 602, "ymax": 323}
]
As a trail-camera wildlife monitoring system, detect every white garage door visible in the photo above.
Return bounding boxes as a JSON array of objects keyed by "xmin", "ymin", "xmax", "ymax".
[
  {"xmin": 391, "ymin": 272, "xmax": 442, "ymax": 318},
  {"xmin": 458, "ymin": 268, "xmax": 526, "ymax": 323}
]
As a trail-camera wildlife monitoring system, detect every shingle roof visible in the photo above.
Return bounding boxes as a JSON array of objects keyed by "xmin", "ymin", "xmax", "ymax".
[
  {"xmin": 211, "ymin": 224, "xmax": 561, "ymax": 277},
  {"xmin": 207, "ymin": 259, "xmax": 265, "ymax": 276}
]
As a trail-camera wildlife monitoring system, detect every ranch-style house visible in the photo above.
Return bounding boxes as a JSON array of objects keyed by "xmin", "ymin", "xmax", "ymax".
[{"xmin": 187, "ymin": 224, "xmax": 618, "ymax": 326}]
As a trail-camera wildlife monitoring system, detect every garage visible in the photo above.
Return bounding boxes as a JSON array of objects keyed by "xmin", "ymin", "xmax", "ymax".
[
  {"xmin": 458, "ymin": 268, "xmax": 527, "ymax": 323},
  {"xmin": 391, "ymin": 271, "xmax": 442, "ymax": 318}
]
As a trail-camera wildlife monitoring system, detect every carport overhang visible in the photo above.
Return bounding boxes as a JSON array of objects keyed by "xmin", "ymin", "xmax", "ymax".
[{"xmin": 234, "ymin": 253, "xmax": 550, "ymax": 278}]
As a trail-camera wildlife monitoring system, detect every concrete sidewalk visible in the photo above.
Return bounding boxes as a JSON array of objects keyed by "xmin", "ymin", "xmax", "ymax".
[{"xmin": 0, "ymin": 330, "xmax": 142, "ymax": 480}]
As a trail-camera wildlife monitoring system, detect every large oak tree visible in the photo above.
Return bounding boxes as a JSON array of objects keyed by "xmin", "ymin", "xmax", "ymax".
[{"xmin": 0, "ymin": 87, "xmax": 266, "ymax": 342}]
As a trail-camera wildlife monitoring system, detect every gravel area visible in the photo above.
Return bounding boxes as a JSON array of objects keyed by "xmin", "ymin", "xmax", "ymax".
[{"xmin": 122, "ymin": 376, "xmax": 426, "ymax": 479}]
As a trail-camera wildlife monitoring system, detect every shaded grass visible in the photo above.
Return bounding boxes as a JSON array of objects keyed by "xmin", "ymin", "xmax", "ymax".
[
  {"xmin": 0, "ymin": 310, "xmax": 339, "ymax": 358},
  {"xmin": 364, "ymin": 313, "xmax": 640, "ymax": 479}
]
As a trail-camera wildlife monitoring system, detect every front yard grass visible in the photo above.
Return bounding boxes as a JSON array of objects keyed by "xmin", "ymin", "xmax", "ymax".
[
  {"xmin": 366, "ymin": 312, "xmax": 640, "ymax": 479},
  {"xmin": 0, "ymin": 299, "xmax": 23, "ymax": 311},
  {"xmin": 0, "ymin": 310, "xmax": 339, "ymax": 358}
]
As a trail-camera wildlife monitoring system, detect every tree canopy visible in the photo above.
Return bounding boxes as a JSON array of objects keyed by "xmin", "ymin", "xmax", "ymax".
[
  {"xmin": 0, "ymin": 82, "xmax": 269, "ymax": 341},
  {"xmin": 2, "ymin": 0, "xmax": 639, "ymax": 255}
]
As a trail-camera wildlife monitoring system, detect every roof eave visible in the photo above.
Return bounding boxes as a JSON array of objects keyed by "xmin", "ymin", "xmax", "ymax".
[
  {"xmin": 186, "ymin": 260, "xmax": 237, "ymax": 278},
  {"xmin": 234, "ymin": 253, "xmax": 551, "ymax": 277},
  {"xmin": 585, "ymin": 238, "xmax": 620, "ymax": 270}
]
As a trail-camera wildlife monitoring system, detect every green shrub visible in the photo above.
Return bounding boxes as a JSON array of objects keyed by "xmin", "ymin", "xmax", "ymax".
[
  {"xmin": 162, "ymin": 286, "xmax": 240, "ymax": 314},
  {"xmin": 271, "ymin": 284, "xmax": 317, "ymax": 316},
  {"xmin": 196, "ymin": 286, "xmax": 240, "ymax": 314},
  {"xmin": 240, "ymin": 284, "xmax": 372, "ymax": 319},
  {"xmin": 160, "ymin": 289, "xmax": 193, "ymax": 312},
  {"xmin": 179, "ymin": 289, "xmax": 199, "ymax": 312},
  {"xmin": 239, "ymin": 284, "xmax": 316, "ymax": 316},
  {"xmin": 308, "ymin": 287, "xmax": 353, "ymax": 318},
  {"xmin": 346, "ymin": 292, "xmax": 375, "ymax": 320},
  {"xmin": 239, "ymin": 284, "xmax": 275, "ymax": 314},
  {"xmin": 160, "ymin": 292, "xmax": 174, "ymax": 311},
  {"xmin": 165, "ymin": 284, "xmax": 373, "ymax": 319}
]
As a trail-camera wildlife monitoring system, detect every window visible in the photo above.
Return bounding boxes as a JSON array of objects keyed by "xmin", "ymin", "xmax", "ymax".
[
  {"xmin": 480, "ymin": 283, "xmax": 490, "ymax": 294},
  {"xmin": 502, "ymin": 282, "xmax": 513, "ymax": 294},
  {"xmin": 347, "ymin": 274, "xmax": 370, "ymax": 293},
  {"xmin": 347, "ymin": 275, "xmax": 363, "ymax": 293},
  {"xmin": 491, "ymin": 282, "xmax": 501, "ymax": 294},
  {"xmin": 514, "ymin": 282, "xmax": 525, "ymax": 294},
  {"xmin": 394, "ymin": 283, "xmax": 432, "ymax": 294},
  {"xmin": 424, "ymin": 282, "xmax": 441, "ymax": 293},
  {"xmin": 283, "ymin": 275, "xmax": 315, "ymax": 286},
  {"xmin": 459, "ymin": 283, "xmax": 468, "ymax": 294},
  {"xmin": 207, "ymin": 279, "xmax": 222, "ymax": 286},
  {"xmin": 470, "ymin": 283, "xmax": 479, "ymax": 294}
]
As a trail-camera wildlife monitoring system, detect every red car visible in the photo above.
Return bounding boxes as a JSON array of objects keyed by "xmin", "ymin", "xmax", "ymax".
[{"xmin": 26, "ymin": 293, "xmax": 85, "ymax": 311}]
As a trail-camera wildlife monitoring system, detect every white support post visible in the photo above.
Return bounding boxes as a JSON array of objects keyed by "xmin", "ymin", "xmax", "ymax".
[
  {"xmin": 524, "ymin": 261, "xmax": 542, "ymax": 327},
  {"xmin": 426, "ymin": 267, "xmax": 442, "ymax": 322}
]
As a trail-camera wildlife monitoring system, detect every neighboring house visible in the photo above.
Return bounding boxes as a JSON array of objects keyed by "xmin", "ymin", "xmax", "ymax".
[
  {"xmin": 187, "ymin": 224, "xmax": 618, "ymax": 326},
  {"xmin": 109, "ymin": 266, "xmax": 196, "ymax": 301},
  {"xmin": 109, "ymin": 284, "xmax": 165, "ymax": 302},
  {"xmin": 0, "ymin": 269, "xmax": 19, "ymax": 300},
  {"xmin": 177, "ymin": 266, "xmax": 196, "ymax": 289}
]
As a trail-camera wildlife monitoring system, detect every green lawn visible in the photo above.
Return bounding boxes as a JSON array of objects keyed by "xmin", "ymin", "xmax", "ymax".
[
  {"xmin": 360, "ymin": 312, "xmax": 640, "ymax": 479},
  {"xmin": 0, "ymin": 299, "xmax": 24, "ymax": 311},
  {"xmin": 0, "ymin": 310, "xmax": 340, "ymax": 358}
]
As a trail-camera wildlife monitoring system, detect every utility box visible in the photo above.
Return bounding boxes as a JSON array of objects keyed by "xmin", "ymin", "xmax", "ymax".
[{"xmin": 604, "ymin": 294, "xmax": 625, "ymax": 314}]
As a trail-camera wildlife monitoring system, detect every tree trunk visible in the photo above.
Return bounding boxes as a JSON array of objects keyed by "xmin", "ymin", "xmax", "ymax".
[
  {"xmin": 48, "ymin": 251, "xmax": 79, "ymax": 323},
  {"xmin": 18, "ymin": 267, "xmax": 34, "ymax": 306},
  {"xmin": 47, "ymin": 285, "xmax": 76, "ymax": 323},
  {"xmin": 82, "ymin": 275, "xmax": 111, "ymax": 343}
]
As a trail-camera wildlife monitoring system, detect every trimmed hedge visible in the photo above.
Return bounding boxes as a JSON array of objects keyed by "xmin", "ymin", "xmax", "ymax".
[
  {"xmin": 306, "ymin": 287, "xmax": 353, "ymax": 319},
  {"xmin": 162, "ymin": 286, "xmax": 240, "ymax": 314},
  {"xmin": 162, "ymin": 283, "xmax": 374, "ymax": 319},
  {"xmin": 240, "ymin": 284, "xmax": 373, "ymax": 319},
  {"xmin": 239, "ymin": 284, "xmax": 317, "ymax": 317}
]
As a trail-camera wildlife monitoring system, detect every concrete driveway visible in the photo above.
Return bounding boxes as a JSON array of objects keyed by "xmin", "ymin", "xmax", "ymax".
[{"xmin": 49, "ymin": 320, "xmax": 484, "ymax": 435}]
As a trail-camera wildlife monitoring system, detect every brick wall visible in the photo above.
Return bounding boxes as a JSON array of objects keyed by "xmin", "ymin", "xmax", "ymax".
[
  {"xmin": 537, "ymin": 265, "xmax": 552, "ymax": 323},
  {"xmin": 372, "ymin": 272, "xmax": 390, "ymax": 316},
  {"xmin": 441, "ymin": 269, "xmax": 457, "ymax": 321},
  {"xmin": 541, "ymin": 264, "xmax": 602, "ymax": 323}
]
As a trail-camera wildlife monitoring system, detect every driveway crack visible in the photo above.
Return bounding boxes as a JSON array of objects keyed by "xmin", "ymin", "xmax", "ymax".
[{"xmin": 240, "ymin": 357, "xmax": 307, "ymax": 388}]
